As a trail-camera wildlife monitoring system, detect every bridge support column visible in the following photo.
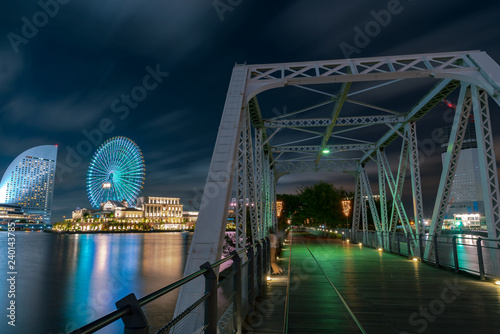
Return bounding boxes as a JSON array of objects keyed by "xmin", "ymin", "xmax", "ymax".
[
  {"xmin": 351, "ymin": 174, "xmax": 361, "ymax": 241},
  {"xmin": 172, "ymin": 66, "xmax": 248, "ymax": 332},
  {"xmin": 378, "ymin": 148, "xmax": 410, "ymax": 239},
  {"xmin": 255, "ymin": 127, "xmax": 264, "ymax": 240},
  {"xmin": 360, "ymin": 165, "xmax": 382, "ymax": 245},
  {"xmin": 392, "ymin": 138, "xmax": 410, "ymax": 235},
  {"xmin": 407, "ymin": 121, "xmax": 424, "ymax": 256},
  {"xmin": 426, "ymin": 85, "xmax": 471, "ymax": 260},
  {"xmin": 377, "ymin": 149, "xmax": 389, "ymax": 248},
  {"xmin": 471, "ymin": 86, "xmax": 500, "ymax": 276}
]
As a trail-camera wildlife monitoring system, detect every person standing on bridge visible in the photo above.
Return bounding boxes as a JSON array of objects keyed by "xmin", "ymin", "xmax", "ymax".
[{"xmin": 269, "ymin": 228, "xmax": 283, "ymax": 274}]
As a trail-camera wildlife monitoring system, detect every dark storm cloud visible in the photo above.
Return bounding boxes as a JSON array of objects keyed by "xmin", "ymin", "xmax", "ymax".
[
  {"xmin": 68, "ymin": 0, "xmax": 217, "ymax": 62},
  {"xmin": 0, "ymin": 48, "xmax": 23, "ymax": 93},
  {"xmin": 2, "ymin": 92, "xmax": 110, "ymax": 131},
  {"xmin": 1, "ymin": 0, "xmax": 500, "ymax": 221},
  {"xmin": 0, "ymin": 136, "xmax": 56, "ymax": 157}
]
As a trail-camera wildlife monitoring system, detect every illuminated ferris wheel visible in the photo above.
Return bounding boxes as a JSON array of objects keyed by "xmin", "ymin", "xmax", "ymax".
[{"xmin": 86, "ymin": 136, "xmax": 145, "ymax": 208}]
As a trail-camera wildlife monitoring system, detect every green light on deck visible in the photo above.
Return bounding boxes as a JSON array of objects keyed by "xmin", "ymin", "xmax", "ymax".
[{"xmin": 322, "ymin": 149, "xmax": 330, "ymax": 154}]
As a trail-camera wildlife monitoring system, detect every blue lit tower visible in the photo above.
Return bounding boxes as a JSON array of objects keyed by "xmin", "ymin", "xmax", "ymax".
[
  {"xmin": 0, "ymin": 145, "xmax": 58, "ymax": 223},
  {"xmin": 86, "ymin": 137, "xmax": 145, "ymax": 209}
]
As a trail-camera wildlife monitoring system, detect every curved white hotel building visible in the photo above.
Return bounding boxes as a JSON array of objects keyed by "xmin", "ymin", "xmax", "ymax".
[{"xmin": 0, "ymin": 145, "xmax": 58, "ymax": 223}]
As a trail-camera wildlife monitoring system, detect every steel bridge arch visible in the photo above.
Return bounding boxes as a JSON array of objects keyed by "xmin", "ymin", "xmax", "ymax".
[{"xmin": 173, "ymin": 51, "xmax": 500, "ymax": 332}]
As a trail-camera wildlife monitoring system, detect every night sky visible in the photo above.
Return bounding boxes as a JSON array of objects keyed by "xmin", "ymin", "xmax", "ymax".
[{"xmin": 1, "ymin": 0, "xmax": 500, "ymax": 222}]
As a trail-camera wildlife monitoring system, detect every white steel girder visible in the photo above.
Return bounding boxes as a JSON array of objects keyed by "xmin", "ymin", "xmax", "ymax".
[
  {"xmin": 351, "ymin": 174, "xmax": 362, "ymax": 240},
  {"xmin": 471, "ymin": 87, "xmax": 500, "ymax": 277},
  {"xmin": 316, "ymin": 81, "xmax": 352, "ymax": 165},
  {"xmin": 407, "ymin": 122, "xmax": 425, "ymax": 239},
  {"xmin": 173, "ymin": 66, "xmax": 247, "ymax": 327},
  {"xmin": 264, "ymin": 115, "xmax": 404, "ymax": 128},
  {"xmin": 360, "ymin": 166, "xmax": 382, "ymax": 231},
  {"xmin": 425, "ymin": 85, "xmax": 472, "ymax": 259},
  {"xmin": 274, "ymin": 159, "xmax": 358, "ymax": 174},
  {"xmin": 360, "ymin": 171, "xmax": 369, "ymax": 243},
  {"xmin": 244, "ymin": 51, "xmax": 500, "ymax": 106},
  {"xmin": 175, "ymin": 51, "xmax": 500, "ymax": 322},
  {"xmin": 391, "ymin": 138, "xmax": 410, "ymax": 234},
  {"xmin": 255, "ymin": 128, "xmax": 264, "ymax": 240},
  {"xmin": 376, "ymin": 150, "xmax": 389, "ymax": 248},
  {"xmin": 235, "ymin": 110, "xmax": 249, "ymax": 250},
  {"xmin": 263, "ymin": 154, "xmax": 274, "ymax": 234},
  {"xmin": 377, "ymin": 149, "xmax": 389, "ymax": 236},
  {"xmin": 244, "ymin": 111, "xmax": 259, "ymax": 246},
  {"xmin": 377, "ymin": 148, "xmax": 411, "ymax": 234},
  {"xmin": 274, "ymin": 144, "xmax": 374, "ymax": 152},
  {"xmin": 270, "ymin": 168, "xmax": 278, "ymax": 232}
]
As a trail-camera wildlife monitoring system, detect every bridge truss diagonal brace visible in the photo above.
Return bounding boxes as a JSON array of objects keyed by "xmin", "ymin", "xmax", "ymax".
[
  {"xmin": 236, "ymin": 110, "xmax": 260, "ymax": 249},
  {"xmin": 316, "ymin": 81, "xmax": 352, "ymax": 165},
  {"xmin": 377, "ymin": 150, "xmax": 389, "ymax": 236},
  {"xmin": 255, "ymin": 128, "xmax": 264, "ymax": 240},
  {"xmin": 471, "ymin": 86, "xmax": 500, "ymax": 251},
  {"xmin": 391, "ymin": 138, "xmax": 410, "ymax": 234},
  {"xmin": 360, "ymin": 166, "xmax": 382, "ymax": 232},
  {"xmin": 235, "ymin": 110, "xmax": 248, "ymax": 250},
  {"xmin": 246, "ymin": 114, "xmax": 259, "ymax": 245},
  {"xmin": 244, "ymin": 51, "xmax": 484, "ymax": 100},
  {"xmin": 173, "ymin": 66, "xmax": 248, "ymax": 325},
  {"xmin": 406, "ymin": 122, "xmax": 425, "ymax": 238},
  {"xmin": 360, "ymin": 172, "xmax": 369, "ymax": 242},
  {"xmin": 270, "ymin": 168, "xmax": 278, "ymax": 232},
  {"xmin": 351, "ymin": 172, "xmax": 361, "ymax": 240},
  {"xmin": 425, "ymin": 84, "xmax": 472, "ymax": 260},
  {"xmin": 377, "ymin": 149, "xmax": 411, "ymax": 236}
]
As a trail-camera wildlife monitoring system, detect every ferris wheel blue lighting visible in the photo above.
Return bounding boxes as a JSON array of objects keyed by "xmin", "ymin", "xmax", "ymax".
[{"xmin": 86, "ymin": 136, "xmax": 145, "ymax": 208}]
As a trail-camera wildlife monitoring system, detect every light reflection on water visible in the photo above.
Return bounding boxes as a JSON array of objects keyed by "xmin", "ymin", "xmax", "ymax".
[
  {"xmin": 0, "ymin": 231, "xmax": 192, "ymax": 334},
  {"xmin": 423, "ymin": 234, "xmax": 499, "ymax": 276}
]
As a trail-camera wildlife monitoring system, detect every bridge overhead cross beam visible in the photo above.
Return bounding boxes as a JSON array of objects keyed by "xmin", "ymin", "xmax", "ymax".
[{"xmin": 273, "ymin": 144, "xmax": 374, "ymax": 153}]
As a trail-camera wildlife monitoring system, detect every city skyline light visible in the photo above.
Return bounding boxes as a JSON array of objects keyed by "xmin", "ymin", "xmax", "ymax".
[{"xmin": 1, "ymin": 1, "xmax": 500, "ymax": 222}]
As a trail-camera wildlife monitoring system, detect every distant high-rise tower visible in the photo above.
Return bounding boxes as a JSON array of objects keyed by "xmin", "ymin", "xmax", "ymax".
[
  {"xmin": 440, "ymin": 117, "xmax": 483, "ymax": 217},
  {"xmin": 0, "ymin": 145, "xmax": 58, "ymax": 223}
]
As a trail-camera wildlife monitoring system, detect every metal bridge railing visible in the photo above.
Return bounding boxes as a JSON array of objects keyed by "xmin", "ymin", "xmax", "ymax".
[
  {"xmin": 348, "ymin": 230, "xmax": 499, "ymax": 280},
  {"xmin": 68, "ymin": 237, "xmax": 271, "ymax": 334}
]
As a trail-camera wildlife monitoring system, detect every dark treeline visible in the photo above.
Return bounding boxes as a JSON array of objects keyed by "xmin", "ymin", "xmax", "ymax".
[{"xmin": 278, "ymin": 182, "xmax": 386, "ymax": 230}]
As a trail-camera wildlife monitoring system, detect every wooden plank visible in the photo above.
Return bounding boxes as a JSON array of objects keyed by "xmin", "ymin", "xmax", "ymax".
[{"xmin": 244, "ymin": 230, "xmax": 500, "ymax": 333}]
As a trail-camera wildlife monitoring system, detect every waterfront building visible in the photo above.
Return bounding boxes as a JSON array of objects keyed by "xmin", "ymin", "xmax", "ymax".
[
  {"xmin": 72, "ymin": 207, "xmax": 96, "ymax": 220},
  {"xmin": 137, "ymin": 196, "xmax": 183, "ymax": 224},
  {"xmin": 440, "ymin": 118, "xmax": 484, "ymax": 224},
  {"xmin": 183, "ymin": 211, "xmax": 199, "ymax": 224},
  {"xmin": 0, "ymin": 204, "xmax": 28, "ymax": 222},
  {"xmin": 65, "ymin": 195, "xmax": 189, "ymax": 231},
  {"xmin": 0, "ymin": 145, "xmax": 58, "ymax": 224}
]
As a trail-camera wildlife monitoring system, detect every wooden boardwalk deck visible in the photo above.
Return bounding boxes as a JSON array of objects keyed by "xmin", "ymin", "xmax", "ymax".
[{"xmin": 244, "ymin": 230, "xmax": 500, "ymax": 333}]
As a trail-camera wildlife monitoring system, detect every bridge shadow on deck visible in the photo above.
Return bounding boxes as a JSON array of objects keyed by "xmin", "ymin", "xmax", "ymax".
[{"xmin": 244, "ymin": 230, "xmax": 500, "ymax": 334}]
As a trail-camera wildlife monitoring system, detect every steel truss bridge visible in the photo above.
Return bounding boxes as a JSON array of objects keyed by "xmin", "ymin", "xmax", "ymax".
[{"xmin": 174, "ymin": 51, "xmax": 500, "ymax": 325}]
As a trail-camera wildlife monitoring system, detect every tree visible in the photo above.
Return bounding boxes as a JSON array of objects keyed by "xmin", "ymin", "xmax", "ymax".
[{"xmin": 278, "ymin": 182, "xmax": 353, "ymax": 228}]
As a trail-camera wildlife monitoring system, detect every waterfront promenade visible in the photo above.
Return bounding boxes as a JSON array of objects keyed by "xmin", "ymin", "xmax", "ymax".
[{"xmin": 245, "ymin": 230, "xmax": 500, "ymax": 333}]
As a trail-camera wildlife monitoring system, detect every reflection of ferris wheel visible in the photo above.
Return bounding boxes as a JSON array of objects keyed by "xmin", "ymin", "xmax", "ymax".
[{"xmin": 87, "ymin": 136, "xmax": 145, "ymax": 208}]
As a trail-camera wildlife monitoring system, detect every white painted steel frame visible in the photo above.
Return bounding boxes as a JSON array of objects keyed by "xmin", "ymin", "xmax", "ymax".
[
  {"xmin": 425, "ymin": 85, "xmax": 472, "ymax": 259},
  {"xmin": 407, "ymin": 122, "xmax": 425, "ymax": 255},
  {"xmin": 377, "ymin": 150, "xmax": 389, "ymax": 247},
  {"xmin": 175, "ymin": 51, "xmax": 500, "ymax": 320},
  {"xmin": 351, "ymin": 174, "xmax": 361, "ymax": 240},
  {"xmin": 471, "ymin": 87, "xmax": 500, "ymax": 242},
  {"xmin": 173, "ymin": 66, "xmax": 248, "ymax": 330}
]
